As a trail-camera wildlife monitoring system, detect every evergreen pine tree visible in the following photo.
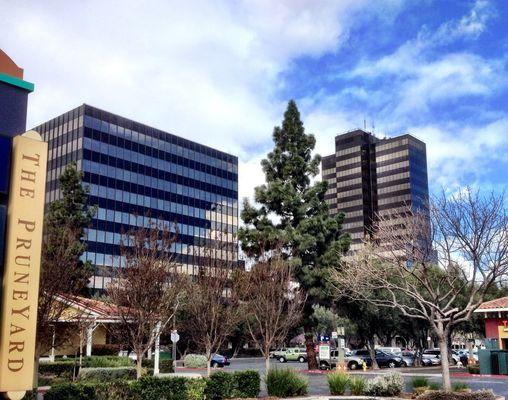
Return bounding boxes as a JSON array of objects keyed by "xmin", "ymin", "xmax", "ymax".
[
  {"xmin": 36, "ymin": 162, "xmax": 96, "ymax": 363},
  {"xmin": 239, "ymin": 100, "xmax": 350, "ymax": 369}
]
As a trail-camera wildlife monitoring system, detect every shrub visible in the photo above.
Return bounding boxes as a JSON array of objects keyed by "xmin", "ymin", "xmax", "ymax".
[
  {"xmin": 266, "ymin": 368, "xmax": 308, "ymax": 397},
  {"xmin": 77, "ymin": 367, "xmax": 137, "ymax": 381},
  {"xmin": 412, "ymin": 387, "xmax": 429, "ymax": 398},
  {"xmin": 453, "ymin": 382, "xmax": 470, "ymax": 392},
  {"xmin": 233, "ymin": 370, "xmax": 260, "ymax": 398},
  {"xmin": 83, "ymin": 356, "xmax": 133, "ymax": 368},
  {"xmin": 428, "ymin": 382, "xmax": 441, "ymax": 390},
  {"xmin": 142, "ymin": 358, "xmax": 174, "ymax": 373},
  {"xmin": 184, "ymin": 354, "xmax": 208, "ymax": 368},
  {"xmin": 206, "ymin": 371, "xmax": 235, "ymax": 400},
  {"xmin": 21, "ymin": 390, "xmax": 37, "ymax": 400},
  {"xmin": 39, "ymin": 361, "xmax": 75, "ymax": 377},
  {"xmin": 44, "ymin": 383, "xmax": 96, "ymax": 400},
  {"xmin": 467, "ymin": 364, "xmax": 480, "ymax": 374},
  {"xmin": 349, "ymin": 376, "xmax": 365, "ymax": 395},
  {"xmin": 364, "ymin": 372, "xmax": 404, "ymax": 397},
  {"xmin": 416, "ymin": 389, "xmax": 495, "ymax": 400},
  {"xmin": 327, "ymin": 370, "xmax": 349, "ymax": 395},
  {"xmin": 186, "ymin": 378, "xmax": 207, "ymax": 400},
  {"xmin": 412, "ymin": 376, "xmax": 429, "ymax": 389},
  {"xmin": 93, "ymin": 381, "xmax": 139, "ymax": 400},
  {"xmin": 131, "ymin": 376, "xmax": 188, "ymax": 400}
]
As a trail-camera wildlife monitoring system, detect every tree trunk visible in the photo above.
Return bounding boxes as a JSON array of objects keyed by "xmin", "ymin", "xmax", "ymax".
[
  {"xmin": 304, "ymin": 326, "xmax": 318, "ymax": 370},
  {"xmin": 33, "ymin": 344, "xmax": 41, "ymax": 388},
  {"xmin": 438, "ymin": 333, "xmax": 452, "ymax": 391},
  {"xmin": 136, "ymin": 352, "xmax": 143, "ymax": 379},
  {"xmin": 207, "ymin": 357, "xmax": 212, "ymax": 377},
  {"xmin": 265, "ymin": 355, "xmax": 270, "ymax": 373},
  {"xmin": 367, "ymin": 337, "xmax": 379, "ymax": 369}
]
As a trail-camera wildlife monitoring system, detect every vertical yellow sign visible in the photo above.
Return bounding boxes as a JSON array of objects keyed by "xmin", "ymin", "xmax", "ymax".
[{"xmin": 0, "ymin": 131, "xmax": 47, "ymax": 400}]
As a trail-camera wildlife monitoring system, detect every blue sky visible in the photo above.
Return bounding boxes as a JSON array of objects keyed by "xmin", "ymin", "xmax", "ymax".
[{"xmin": 1, "ymin": 0, "xmax": 507, "ymax": 201}]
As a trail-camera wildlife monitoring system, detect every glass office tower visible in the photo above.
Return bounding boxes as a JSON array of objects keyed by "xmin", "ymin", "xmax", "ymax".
[
  {"xmin": 34, "ymin": 104, "xmax": 239, "ymax": 290},
  {"xmin": 322, "ymin": 129, "xmax": 429, "ymax": 251}
]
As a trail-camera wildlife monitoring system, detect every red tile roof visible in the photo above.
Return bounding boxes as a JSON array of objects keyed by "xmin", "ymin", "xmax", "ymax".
[
  {"xmin": 55, "ymin": 294, "xmax": 130, "ymax": 322},
  {"xmin": 476, "ymin": 296, "xmax": 508, "ymax": 312}
]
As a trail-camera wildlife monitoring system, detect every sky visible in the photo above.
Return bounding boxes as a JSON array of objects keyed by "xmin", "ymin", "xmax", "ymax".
[{"xmin": 2, "ymin": 0, "xmax": 508, "ymax": 202}]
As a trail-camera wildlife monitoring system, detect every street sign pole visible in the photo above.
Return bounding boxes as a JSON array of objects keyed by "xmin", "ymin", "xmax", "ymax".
[{"xmin": 170, "ymin": 330, "xmax": 180, "ymax": 364}]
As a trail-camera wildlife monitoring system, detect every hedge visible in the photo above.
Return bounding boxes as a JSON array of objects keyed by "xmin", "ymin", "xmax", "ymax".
[
  {"xmin": 77, "ymin": 367, "xmax": 137, "ymax": 381},
  {"xmin": 39, "ymin": 356, "xmax": 134, "ymax": 377},
  {"xmin": 416, "ymin": 389, "xmax": 495, "ymax": 400},
  {"xmin": 39, "ymin": 361, "xmax": 75, "ymax": 377},
  {"xmin": 83, "ymin": 356, "xmax": 133, "ymax": 368},
  {"xmin": 205, "ymin": 370, "xmax": 260, "ymax": 399},
  {"xmin": 142, "ymin": 358, "xmax": 174, "ymax": 373},
  {"xmin": 234, "ymin": 370, "xmax": 260, "ymax": 398},
  {"xmin": 132, "ymin": 376, "xmax": 189, "ymax": 400},
  {"xmin": 44, "ymin": 371, "xmax": 260, "ymax": 400}
]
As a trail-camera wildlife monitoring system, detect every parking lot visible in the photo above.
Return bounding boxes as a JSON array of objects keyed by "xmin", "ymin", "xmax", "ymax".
[{"xmin": 176, "ymin": 357, "xmax": 508, "ymax": 396}]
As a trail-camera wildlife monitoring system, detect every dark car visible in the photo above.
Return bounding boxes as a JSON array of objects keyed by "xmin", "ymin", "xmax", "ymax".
[
  {"xmin": 352, "ymin": 349, "xmax": 403, "ymax": 368},
  {"xmin": 211, "ymin": 354, "xmax": 230, "ymax": 368}
]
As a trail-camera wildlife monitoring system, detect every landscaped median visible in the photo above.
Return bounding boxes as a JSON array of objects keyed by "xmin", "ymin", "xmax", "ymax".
[{"xmin": 25, "ymin": 357, "xmax": 504, "ymax": 399}]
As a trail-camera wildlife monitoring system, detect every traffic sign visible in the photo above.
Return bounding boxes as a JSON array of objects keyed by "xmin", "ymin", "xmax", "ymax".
[
  {"xmin": 318, "ymin": 344, "xmax": 330, "ymax": 360},
  {"xmin": 331, "ymin": 331, "xmax": 338, "ymax": 339},
  {"xmin": 170, "ymin": 330, "xmax": 180, "ymax": 343}
]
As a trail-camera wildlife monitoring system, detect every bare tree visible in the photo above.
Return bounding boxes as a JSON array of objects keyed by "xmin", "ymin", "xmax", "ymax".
[
  {"xmin": 239, "ymin": 250, "xmax": 305, "ymax": 372},
  {"xmin": 331, "ymin": 189, "xmax": 508, "ymax": 391},
  {"xmin": 184, "ymin": 242, "xmax": 243, "ymax": 376},
  {"xmin": 106, "ymin": 219, "xmax": 185, "ymax": 378}
]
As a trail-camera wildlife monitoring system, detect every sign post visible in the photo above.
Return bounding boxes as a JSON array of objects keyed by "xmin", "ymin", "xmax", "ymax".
[
  {"xmin": 337, "ymin": 325, "xmax": 346, "ymax": 370},
  {"xmin": 170, "ymin": 330, "xmax": 180, "ymax": 365},
  {"xmin": 0, "ymin": 131, "xmax": 47, "ymax": 400}
]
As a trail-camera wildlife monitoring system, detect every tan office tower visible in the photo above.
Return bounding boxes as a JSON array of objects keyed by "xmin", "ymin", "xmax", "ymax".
[{"xmin": 322, "ymin": 129, "xmax": 429, "ymax": 251}]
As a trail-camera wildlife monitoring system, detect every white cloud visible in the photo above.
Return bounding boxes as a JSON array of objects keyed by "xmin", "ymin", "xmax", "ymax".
[
  {"xmin": 1, "ymin": 0, "xmax": 389, "ymax": 205},
  {"xmin": 305, "ymin": 0, "xmax": 508, "ymax": 190},
  {"xmin": 410, "ymin": 117, "xmax": 508, "ymax": 190}
]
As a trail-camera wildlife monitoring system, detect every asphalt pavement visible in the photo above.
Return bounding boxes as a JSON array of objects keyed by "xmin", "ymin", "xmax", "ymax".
[{"xmin": 176, "ymin": 357, "xmax": 508, "ymax": 396}]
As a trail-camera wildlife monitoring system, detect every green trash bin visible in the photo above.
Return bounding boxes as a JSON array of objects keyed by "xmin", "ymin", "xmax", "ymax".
[
  {"xmin": 479, "ymin": 349, "xmax": 492, "ymax": 375},
  {"xmin": 499, "ymin": 351, "xmax": 508, "ymax": 375}
]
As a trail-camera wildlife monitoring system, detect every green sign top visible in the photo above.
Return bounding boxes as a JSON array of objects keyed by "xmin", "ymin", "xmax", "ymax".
[{"xmin": 0, "ymin": 72, "xmax": 34, "ymax": 92}]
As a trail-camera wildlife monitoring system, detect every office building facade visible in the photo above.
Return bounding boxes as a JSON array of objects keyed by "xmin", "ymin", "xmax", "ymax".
[
  {"xmin": 34, "ymin": 104, "xmax": 239, "ymax": 290},
  {"xmin": 322, "ymin": 129, "xmax": 429, "ymax": 251}
]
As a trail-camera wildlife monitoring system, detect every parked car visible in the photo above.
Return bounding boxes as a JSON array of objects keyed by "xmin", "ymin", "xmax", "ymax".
[
  {"xmin": 401, "ymin": 350, "xmax": 415, "ymax": 367},
  {"xmin": 352, "ymin": 349, "xmax": 403, "ymax": 368},
  {"xmin": 422, "ymin": 349, "xmax": 441, "ymax": 366},
  {"xmin": 318, "ymin": 349, "xmax": 370, "ymax": 370},
  {"xmin": 211, "ymin": 354, "xmax": 230, "ymax": 368},
  {"xmin": 277, "ymin": 347, "xmax": 307, "ymax": 363},
  {"xmin": 377, "ymin": 347, "xmax": 402, "ymax": 356}
]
